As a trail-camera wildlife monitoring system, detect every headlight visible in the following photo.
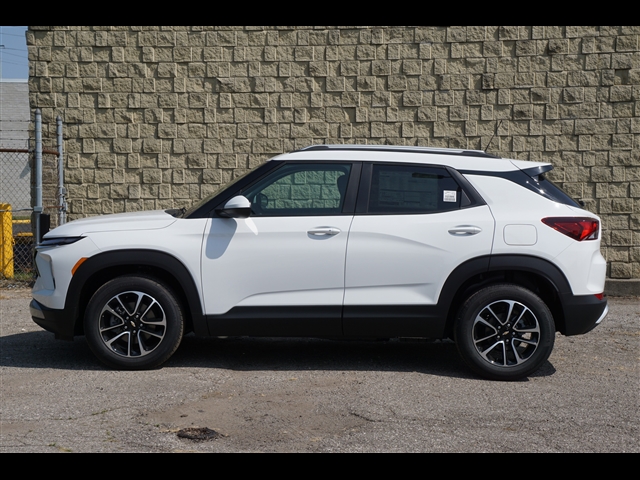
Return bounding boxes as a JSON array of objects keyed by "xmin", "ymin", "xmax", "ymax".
[{"xmin": 38, "ymin": 236, "xmax": 85, "ymax": 247}]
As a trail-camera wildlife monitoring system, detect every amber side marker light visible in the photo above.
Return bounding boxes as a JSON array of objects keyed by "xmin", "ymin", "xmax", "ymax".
[
  {"xmin": 71, "ymin": 257, "xmax": 88, "ymax": 276},
  {"xmin": 541, "ymin": 217, "xmax": 599, "ymax": 241}
]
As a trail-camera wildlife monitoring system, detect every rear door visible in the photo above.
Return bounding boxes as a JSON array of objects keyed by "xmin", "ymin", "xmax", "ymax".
[{"xmin": 343, "ymin": 162, "xmax": 495, "ymax": 336}]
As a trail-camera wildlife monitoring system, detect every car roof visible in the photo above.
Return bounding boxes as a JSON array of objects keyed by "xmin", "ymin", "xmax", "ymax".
[{"xmin": 270, "ymin": 145, "xmax": 550, "ymax": 173}]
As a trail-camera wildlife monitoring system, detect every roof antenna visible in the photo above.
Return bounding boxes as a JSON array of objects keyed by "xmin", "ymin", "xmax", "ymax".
[{"xmin": 484, "ymin": 120, "xmax": 502, "ymax": 153}]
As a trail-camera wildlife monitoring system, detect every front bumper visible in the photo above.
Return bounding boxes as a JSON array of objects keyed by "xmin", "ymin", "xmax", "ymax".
[{"xmin": 30, "ymin": 298, "xmax": 76, "ymax": 341}]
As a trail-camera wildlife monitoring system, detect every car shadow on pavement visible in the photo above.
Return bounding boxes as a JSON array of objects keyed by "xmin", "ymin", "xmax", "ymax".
[
  {"xmin": 0, "ymin": 331, "xmax": 557, "ymax": 380},
  {"xmin": 0, "ymin": 330, "xmax": 99, "ymax": 370},
  {"xmin": 170, "ymin": 334, "xmax": 557, "ymax": 380}
]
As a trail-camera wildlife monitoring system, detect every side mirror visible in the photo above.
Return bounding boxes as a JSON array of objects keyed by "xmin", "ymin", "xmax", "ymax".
[{"xmin": 217, "ymin": 195, "xmax": 252, "ymax": 219}]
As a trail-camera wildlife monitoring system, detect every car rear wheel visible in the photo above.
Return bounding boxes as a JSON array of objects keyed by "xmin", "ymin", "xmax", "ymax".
[
  {"xmin": 84, "ymin": 275, "xmax": 184, "ymax": 370},
  {"xmin": 454, "ymin": 284, "xmax": 555, "ymax": 381}
]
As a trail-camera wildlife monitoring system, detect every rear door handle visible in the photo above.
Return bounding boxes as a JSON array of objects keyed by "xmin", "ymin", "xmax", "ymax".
[
  {"xmin": 448, "ymin": 225, "xmax": 482, "ymax": 236},
  {"xmin": 308, "ymin": 227, "xmax": 341, "ymax": 236}
]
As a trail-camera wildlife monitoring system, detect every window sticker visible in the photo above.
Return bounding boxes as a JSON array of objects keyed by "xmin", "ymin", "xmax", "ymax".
[{"xmin": 443, "ymin": 190, "xmax": 457, "ymax": 202}]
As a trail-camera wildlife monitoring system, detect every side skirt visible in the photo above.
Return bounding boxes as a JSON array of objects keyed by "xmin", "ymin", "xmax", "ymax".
[{"xmin": 205, "ymin": 305, "xmax": 446, "ymax": 339}]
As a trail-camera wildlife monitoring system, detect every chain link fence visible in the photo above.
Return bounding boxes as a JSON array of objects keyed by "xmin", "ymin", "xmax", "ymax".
[
  {"xmin": 1, "ymin": 143, "xmax": 32, "ymax": 287},
  {"xmin": 1, "ymin": 112, "xmax": 65, "ymax": 288}
]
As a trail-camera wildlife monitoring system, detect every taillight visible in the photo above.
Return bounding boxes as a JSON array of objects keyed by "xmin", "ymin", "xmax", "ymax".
[{"xmin": 541, "ymin": 217, "xmax": 599, "ymax": 241}]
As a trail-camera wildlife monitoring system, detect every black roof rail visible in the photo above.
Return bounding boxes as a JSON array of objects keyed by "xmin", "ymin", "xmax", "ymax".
[{"xmin": 297, "ymin": 144, "xmax": 501, "ymax": 159}]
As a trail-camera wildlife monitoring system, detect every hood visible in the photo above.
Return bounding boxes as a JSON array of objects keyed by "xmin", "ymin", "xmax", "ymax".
[{"xmin": 44, "ymin": 210, "xmax": 178, "ymax": 237}]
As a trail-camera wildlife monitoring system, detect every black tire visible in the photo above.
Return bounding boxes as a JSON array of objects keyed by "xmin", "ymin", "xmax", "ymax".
[
  {"xmin": 84, "ymin": 275, "xmax": 184, "ymax": 370},
  {"xmin": 454, "ymin": 284, "xmax": 555, "ymax": 381}
]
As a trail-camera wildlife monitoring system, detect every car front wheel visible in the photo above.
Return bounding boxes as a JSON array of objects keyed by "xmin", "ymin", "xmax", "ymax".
[
  {"xmin": 84, "ymin": 275, "xmax": 184, "ymax": 370},
  {"xmin": 454, "ymin": 284, "xmax": 555, "ymax": 381}
]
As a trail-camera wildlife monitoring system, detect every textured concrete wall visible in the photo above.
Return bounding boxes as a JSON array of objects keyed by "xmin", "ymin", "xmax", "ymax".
[{"xmin": 26, "ymin": 26, "xmax": 639, "ymax": 279}]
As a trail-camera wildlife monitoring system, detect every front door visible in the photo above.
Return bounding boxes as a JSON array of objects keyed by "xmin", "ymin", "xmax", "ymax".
[{"xmin": 201, "ymin": 162, "xmax": 355, "ymax": 336}]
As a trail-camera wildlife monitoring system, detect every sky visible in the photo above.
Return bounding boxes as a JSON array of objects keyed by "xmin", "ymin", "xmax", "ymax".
[{"xmin": 0, "ymin": 26, "xmax": 28, "ymax": 80}]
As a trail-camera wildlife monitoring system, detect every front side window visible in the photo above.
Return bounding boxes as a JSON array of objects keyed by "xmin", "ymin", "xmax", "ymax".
[
  {"xmin": 368, "ymin": 164, "xmax": 462, "ymax": 214},
  {"xmin": 242, "ymin": 163, "xmax": 352, "ymax": 216}
]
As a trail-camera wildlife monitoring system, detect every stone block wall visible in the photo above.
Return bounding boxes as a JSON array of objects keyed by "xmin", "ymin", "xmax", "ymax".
[{"xmin": 26, "ymin": 26, "xmax": 639, "ymax": 279}]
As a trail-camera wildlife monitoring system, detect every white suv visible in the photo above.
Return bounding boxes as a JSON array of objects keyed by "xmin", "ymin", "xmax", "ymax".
[{"xmin": 30, "ymin": 145, "xmax": 608, "ymax": 380}]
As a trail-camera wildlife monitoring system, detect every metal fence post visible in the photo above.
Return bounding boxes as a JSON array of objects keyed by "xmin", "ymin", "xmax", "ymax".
[
  {"xmin": 57, "ymin": 115, "xmax": 66, "ymax": 225},
  {"xmin": 34, "ymin": 108, "xmax": 43, "ymax": 245}
]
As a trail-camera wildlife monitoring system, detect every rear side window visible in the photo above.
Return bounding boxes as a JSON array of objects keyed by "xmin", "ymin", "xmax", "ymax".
[
  {"xmin": 500, "ymin": 169, "xmax": 582, "ymax": 208},
  {"xmin": 535, "ymin": 175, "xmax": 582, "ymax": 208},
  {"xmin": 459, "ymin": 165, "xmax": 582, "ymax": 209},
  {"xmin": 368, "ymin": 164, "xmax": 462, "ymax": 214}
]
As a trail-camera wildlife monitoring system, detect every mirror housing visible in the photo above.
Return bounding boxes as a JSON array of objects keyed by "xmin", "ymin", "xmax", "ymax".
[{"xmin": 217, "ymin": 195, "xmax": 252, "ymax": 219}]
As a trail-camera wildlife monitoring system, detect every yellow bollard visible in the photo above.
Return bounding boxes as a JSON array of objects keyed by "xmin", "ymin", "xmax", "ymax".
[{"xmin": 1, "ymin": 203, "xmax": 14, "ymax": 279}]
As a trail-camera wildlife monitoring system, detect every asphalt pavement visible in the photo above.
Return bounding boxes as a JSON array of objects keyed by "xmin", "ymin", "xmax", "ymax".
[{"xmin": 1, "ymin": 288, "xmax": 638, "ymax": 452}]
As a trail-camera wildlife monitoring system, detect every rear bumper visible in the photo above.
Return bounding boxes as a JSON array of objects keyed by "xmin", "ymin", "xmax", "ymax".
[
  {"xmin": 560, "ymin": 293, "xmax": 608, "ymax": 336},
  {"xmin": 30, "ymin": 298, "xmax": 76, "ymax": 341}
]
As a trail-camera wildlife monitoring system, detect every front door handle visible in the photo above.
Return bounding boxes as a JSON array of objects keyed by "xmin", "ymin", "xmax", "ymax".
[
  {"xmin": 448, "ymin": 225, "xmax": 482, "ymax": 236},
  {"xmin": 308, "ymin": 227, "xmax": 341, "ymax": 236}
]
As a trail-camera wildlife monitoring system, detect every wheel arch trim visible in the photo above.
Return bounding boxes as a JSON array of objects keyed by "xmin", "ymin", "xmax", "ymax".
[
  {"xmin": 438, "ymin": 254, "xmax": 573, "ymax": 336},
  {"xmin": 66, "ymin": 249, "xmax": 206, "ymax": 336}
]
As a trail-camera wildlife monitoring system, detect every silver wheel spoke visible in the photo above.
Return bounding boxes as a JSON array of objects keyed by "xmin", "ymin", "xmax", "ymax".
[
  {"xmin": 474, "ymin": 331, "xmax": 497, "ymax": 344},
  {"xmin": 509, "ymin": 342, "xmax": 526, "ymax": 365},
  {"xmin": 514, "ymin": 337, "xmax": 538, "ymax": 346},
  {"xmin": 116, "ymin": 296, "xmax": 133, "ymax": 316},
  {"xmin": 504, "ymin": 301, "xmax": 515, "ymax": 325},
  {"xmin": 475, "ymin": 317, "xmax": 498, "ymax": 333},
  {"xmin": 99, "ymin": 306, "xmax": 125, "ymax": 333},
  {"xmin": 486, "ymin": 305, "xmax": 504, "ymax": 325},
  {"xmin": 499, "ymin": 342, "xmax": 508, "ymax": 366},
  {"xmin": 100, "ymin": 322, "xmax": 124, "ymax": 334},
  {"xmin": 515, "ymin": 325, "xmax": 540, "ymax": 334},
  {"xmin": 136, "ymin": 332, "xmax": 153, "ymax": 353},
  {"xmin": 104, "ymin": 305, "xmax": 125, "ymax": 323},
  {"xmin": 479, "ymin": 341, "xmax": 503, "ymax": 362},
  {"xmin": 105, "ymin": 331, "xmax": 130, "ymax": 355},
  {"xmin": 139, "ymin": 299, "xmax": 156, "ymax": 320},
  {"xmin": 140, "ymin": 328, "xmax": 164, "ymax": 340},
  {"xmin": 140, "ymin": 300, "xmax": 166, "ymax": 326},
  {"xmin": 513, "ymin": 306, "xmax": 528, "ymax": 325},
  {"xmin": 132, "ymin": 292, "xmax": 144, "ymax": 316}
]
